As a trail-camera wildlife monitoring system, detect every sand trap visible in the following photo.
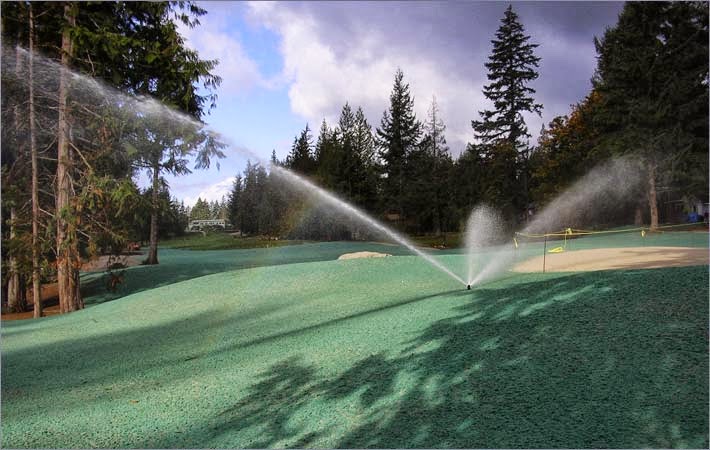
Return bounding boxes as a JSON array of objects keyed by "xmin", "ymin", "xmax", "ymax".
[
  {"xmin": 338, "ymin": 251, "xmax": 392, "ymax": 260},
  {"xmin": 514, "ymin": 246, "xmax": 709, "ymax": 273}
]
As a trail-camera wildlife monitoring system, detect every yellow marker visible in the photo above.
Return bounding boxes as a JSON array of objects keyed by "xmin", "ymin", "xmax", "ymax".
[{"xmin": 513, "ymin": 237, "xmax": 519, "ymax": 248}]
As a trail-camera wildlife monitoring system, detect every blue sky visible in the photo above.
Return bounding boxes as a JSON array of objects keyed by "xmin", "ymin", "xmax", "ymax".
[{"xmin": 154, "ymin": 1, "xmax": 623, "ymax": 206}]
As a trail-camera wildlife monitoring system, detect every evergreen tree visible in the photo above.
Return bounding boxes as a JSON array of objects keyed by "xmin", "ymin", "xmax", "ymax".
[
  {"xmin": 240, "ymin": 161, "xmax": 260, "ymax": 234},
  {"xmin": 270, "ymin": 149, "xmax": 280, "ymax": 166},
  {"xmin": 471, "ymin": 5, "xmax": 542, "ymax": 222},
  {"xmin": 314, "ymin": 119, "xmax": 340, "ymax": 189},
  {"xmin": 422, "ymin": 96, "xmax": 454, "ymax": 234},
  {"xmin": 335, "ymin": 103, "xmax": 357, "ymax": 198},
  {"xmin": 353, "ymin": 106, "xmax": 379, "ymax": 211},
  {"xmin": 190, "ymin": 198, "xmax": 211, "ymax": 221},
  {"xmin": 376, "ymin": 69, "xmax": 421, "ymax": 218},
  {"xmin": 1, "ymin": 2, "xmax": 223, "ymax": 313},
  {"xmin": 285, "ymin": 124, "xmax": 315, "ymax": 175},
  {"xmin": 592, "ymin": 1, "xmax": 708, "ymax": 229},
  {"xmin": 473, "ymin": 5, "xmax": 542, "ymax": 150},
  {"xmin": 228, "ymin": 175, "xmax": 243, "ymax": 230}
]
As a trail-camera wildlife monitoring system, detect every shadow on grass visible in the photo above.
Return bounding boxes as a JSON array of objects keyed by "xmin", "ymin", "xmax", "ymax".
[
  {"xmin": 204, "ymin": 267, "xmax": 708, "ymax": 448},
  {"xmin": 3, "ymin": 266, "xmax": 708, "ymax": 448}
]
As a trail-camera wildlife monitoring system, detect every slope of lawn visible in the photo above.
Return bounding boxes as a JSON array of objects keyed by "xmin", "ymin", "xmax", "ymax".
[
  {"xmin": 79, "ymin": 241, "xmax": 422, "ymax": 305},
  {"xmin": 2, "ymin": 242, "xmax": 707, "ymax": 448}
]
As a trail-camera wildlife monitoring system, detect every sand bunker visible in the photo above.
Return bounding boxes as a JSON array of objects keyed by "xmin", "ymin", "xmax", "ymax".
[
  {"xmin": 338, "ymin": 251, "xmax": 392, "ymax": 260},
  {"xmin": 514, "ymin": 246, "xmax": 709, "ymax": 273}
]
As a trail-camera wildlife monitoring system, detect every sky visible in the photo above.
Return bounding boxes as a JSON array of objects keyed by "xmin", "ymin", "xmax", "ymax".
[{"xmin": 154, "ymin": 1, "xmax": 624, "ymax": 207}]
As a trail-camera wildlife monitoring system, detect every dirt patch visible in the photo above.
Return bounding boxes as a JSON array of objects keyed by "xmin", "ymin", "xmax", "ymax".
[
  {"xmin": 338, "ymin": 251, "xmax": 392, "ymax": 260},
  {"xmin": 2, "ymin": 253, "xmax": 143, "ymax": 321},
  {"xmin": 80, "ymin": 254, "xmax": 144, "ymax": 272},
  {"xmin": 2, "ymin": 305, "xmax": 62, "ymax": 321},
  {"xmin": 513, "ymin": 246, "xmax": 709, "ymax": 273}
]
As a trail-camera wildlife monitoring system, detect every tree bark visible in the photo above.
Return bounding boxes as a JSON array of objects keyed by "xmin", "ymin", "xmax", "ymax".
[
  {"xmin": 634, "ymin": 204, "xmax": 643, "ymax": 226},
  {"xmin": 56, "ymin": 2, "xmax": 83, "ymax": 313},
  {"xmin": 146, "ymin": 163, "xmax": 160, "ymax": 265},
  {"xmin": 647, "ymin": 160, "xmax": 659, "ymax": 230},
  {"xmin": 30, "ymin": 3, "xmax": 42, "ymax": 318},
  {"xmin": 8, "ymin": 33, "xmax": 27, "ymax": 313},
  {"xmin": 7, "ymin": 208, "xmax": 27, "ymax": 313}
]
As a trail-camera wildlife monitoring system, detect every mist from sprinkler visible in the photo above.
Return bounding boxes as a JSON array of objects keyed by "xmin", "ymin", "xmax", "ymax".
[
  {"xmin": 4, "ymin": 45, "xmax": 468, "ymax": 288},
  {"xmin": 464, "ymin": 157, "xmax": 643, "ymax": 287}
]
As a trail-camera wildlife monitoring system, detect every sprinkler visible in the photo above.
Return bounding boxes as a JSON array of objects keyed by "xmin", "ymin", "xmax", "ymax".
[{"xmin": 467, "ymin": 284, "xmax": 471, "ymax": 290}]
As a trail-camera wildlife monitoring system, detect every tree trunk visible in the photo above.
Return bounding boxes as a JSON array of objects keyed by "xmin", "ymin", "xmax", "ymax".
[
  {"xmin": 146, "ymin": 163, "xmax": 160, "ymax": 265},
  {"xmin": 634, "ymin": 204, "xmax": 643, "ymax": 226},
  {"xmin": 647, "ymin": 161, "xmax": 659, "ymax": 230},
  {"xmin": 56, "ymin": 2, "xmax": 83, "ymax": 313},
  {"xmin": 8, "ymin": 33, "xmax": 27, "ymax": 313},
  {"xmin": 7, "ymin": 208, "xmax": 27, "ymax": 313},
  {"xmin": 30, "ymin": 3, "xmax": 42, "ymax": 318}
]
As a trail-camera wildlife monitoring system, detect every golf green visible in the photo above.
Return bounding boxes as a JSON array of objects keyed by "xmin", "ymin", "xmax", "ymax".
[{"xmin": 1, "ymin": 241, "xmax": 708, "ymax": 448}]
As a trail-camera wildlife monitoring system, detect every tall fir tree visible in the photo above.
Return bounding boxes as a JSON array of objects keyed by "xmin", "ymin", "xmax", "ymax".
[
  {"xmin": 473, "ymin": 5, "xmax": 542, "ymax": 150},
  {"xmin": 286, "ymin": 124, "xmax": 315, "ymax": 175},
  {"xmin": 376, "ymin": 69, "xmax": 421, "ymax": 218},
  {"xmin": 471, "ymin": 5, "xmax": 542, "ymax": 222},
  {"xmin": 422, "ymin": 96, "xmax": 454, "ymax": 234},
  {"xmin": 335, "ymin": 103, "xmax": 357, "ymax": 199},
  {"xmin": 353, "ymin": 106, "xmax": 379, "ymax": 211},
  {"xmin": 228, "ymin": 174, "xmax": 243, "ymax": 230}
]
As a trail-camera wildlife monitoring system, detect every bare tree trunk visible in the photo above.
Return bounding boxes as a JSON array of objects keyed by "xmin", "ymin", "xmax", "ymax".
[
  {"xmin": 8, "ymin": 34, "xmax": 27, "ymax": 313},
  {"xmin": 56, "ymin": 2, "xmax": 83, "ymax": 313},
  {"xmin": 29, "ymin": 3, "xmax": 42, "ymax": 318},
  {"xmin": 647, "ymin": 160, "xmax": 659, "ymax": 230},
  {"xmin": 7, "ymin": 208, "xmax": 27, "ymax": 313},
  {"xmin": 146, "ymin": 163, "xmax": 160, "ymax": 265}
]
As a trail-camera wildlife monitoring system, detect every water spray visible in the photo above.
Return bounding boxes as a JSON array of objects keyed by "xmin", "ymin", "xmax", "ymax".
[{"xmin": 3, "ymin": 45, "xmax": 468, "ymax": 288}]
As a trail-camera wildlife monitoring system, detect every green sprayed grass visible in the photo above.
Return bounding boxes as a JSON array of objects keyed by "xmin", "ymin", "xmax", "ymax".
[
  {"xmin": 160, "ymin": 233, "xmax": 306, "ymax": 250},
  {"xmin": 2, "ymin": 240, "xmax": 708, "ymax": 448}
]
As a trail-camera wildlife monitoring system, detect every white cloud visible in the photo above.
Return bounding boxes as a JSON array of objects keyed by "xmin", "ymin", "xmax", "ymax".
[
  {"xmin": 247, "ymin": 2, "xmax": 488, "ymax": 155},
  {"xmin": 177, "ymin": 12, "xmax": 274, "ymax": 96},
  {"xmin": 183, "ymin": 177, "xmax": 235, "ymax": 207}
]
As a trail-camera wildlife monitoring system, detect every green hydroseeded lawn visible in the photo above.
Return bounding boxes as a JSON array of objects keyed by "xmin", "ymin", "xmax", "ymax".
[{"xmin": 1, "ymin": 238, "xmax": 708, "ymax": 448}]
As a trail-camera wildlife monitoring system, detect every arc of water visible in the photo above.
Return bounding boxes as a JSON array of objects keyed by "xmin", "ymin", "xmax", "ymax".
[
  {"xmin": 272, "ymin": 166, "xmax": 467, "ymax": 286},
  {"xmin": 6, "ymin": 45, "xmax": 467, "ymax": 287}
]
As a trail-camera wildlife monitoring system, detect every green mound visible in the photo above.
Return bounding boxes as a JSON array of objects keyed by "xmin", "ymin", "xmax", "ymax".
[
  {"xmin": 79, "ymin": 241, "xmax": 420, "ymax": 305},
  {"xmin": 2, "ymin": 243, "xmax": 708, "ymax": 448}
]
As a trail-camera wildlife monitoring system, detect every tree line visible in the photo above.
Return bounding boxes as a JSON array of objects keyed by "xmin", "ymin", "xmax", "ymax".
[
  {"xmin": 226, "ymin": 3, "xmax": 707, "ymax": 241},
  {"xmin": 2, "ymin": 2, "xmax": 707, "ymax": 316}
]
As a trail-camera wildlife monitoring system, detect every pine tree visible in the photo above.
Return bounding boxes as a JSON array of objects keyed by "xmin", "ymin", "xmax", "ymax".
[
  {"xmin": 335, "ymin": 103, "xmax": 357, "ymax": 198},
  {"xmin": 422, "ymin": 96, "xmax": 454, "ymax": 234},
  {"xmin": 285, "ymin": 124, "xmax": 315, "ymax": 175},
  {"xmin": 376, "ymin": 69, "xmax": 421, "ymax": 218},
  {"xmin": 228, "ymin": 175, "xmax": 243, "ymax": 230},
  {"xmin": 190, "ymin": 198, "xmax": 211, "ymax": 221},
  {"xmin": 592, "ymin": 1, "xmax": 708, "ymax": 229},
  {"xmin": 473, "ymin": 5, "xmax": 542, "ymax": 150},
  {"xmin": 471, "ymin": 5, "xmax": 542, "ymax": 222},
  {"xmin": 353, "ymin": 106, "xmax": 379, "ymax": 211}
]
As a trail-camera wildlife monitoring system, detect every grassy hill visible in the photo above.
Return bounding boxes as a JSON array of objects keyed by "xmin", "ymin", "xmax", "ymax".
[{"xmin": 2, "ymin": 240, "xmax": 708, "ymax": 448}]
